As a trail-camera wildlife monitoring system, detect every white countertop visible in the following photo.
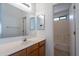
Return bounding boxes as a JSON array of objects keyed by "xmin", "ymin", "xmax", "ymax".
[{"xmin": 0, "ymin": 37, "xmax": 45, "ymax": 56}]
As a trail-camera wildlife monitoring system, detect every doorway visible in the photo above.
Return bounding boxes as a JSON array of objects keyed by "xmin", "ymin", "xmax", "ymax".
[{"xmin": 53, "ymin": 3, "xmax": 74, "ymax": 56}]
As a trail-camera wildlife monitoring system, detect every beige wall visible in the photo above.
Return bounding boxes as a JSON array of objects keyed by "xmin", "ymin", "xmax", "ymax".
[{"xmin": 54, "ymin": 20, "xmax": 70, "ymax": 52}]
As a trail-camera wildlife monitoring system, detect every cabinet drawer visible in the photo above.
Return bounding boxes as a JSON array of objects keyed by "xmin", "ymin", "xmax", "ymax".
[
  {"xmin": 39, "ymin": 40, "xmax": 45, "ymax": 46},
  {"xmin": 27, "ymin": 43, "xmax": 38, "ymax": 54},
  {"xmin": 27, "ymin": 49, "xmax": 38, "ymax": 56}
]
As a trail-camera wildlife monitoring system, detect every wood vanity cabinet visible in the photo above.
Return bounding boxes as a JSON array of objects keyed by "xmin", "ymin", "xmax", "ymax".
[
  {"xmin": 27, "ymin": 49, "xmax": 39, "ymax": 56},
  {"xmin": 10, "ymin": 40, "xmax": 45, "ymax": 56},
  {"xmin": 10, "ymin": 49, "xmax": 26, "ymax": 56},
  {"xmin": 38, "ymin": 40, "xmax": 45, "ymax": 56},
  {"xmin": 26, "ymin": 43, "xmax": 39, "ymax": 56}
]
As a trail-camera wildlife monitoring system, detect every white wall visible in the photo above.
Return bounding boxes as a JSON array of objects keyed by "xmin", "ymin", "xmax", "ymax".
[
  {"xmin": 26, "ymin": 3, "xmax": 37, "ymax": 37},
  {"xmin": 36, "ymin": 3, "xmax": 54, "ymax": 56},
  {"xmin": 0, "ymin": 4, "xmax": 1, "ymax": 23}
]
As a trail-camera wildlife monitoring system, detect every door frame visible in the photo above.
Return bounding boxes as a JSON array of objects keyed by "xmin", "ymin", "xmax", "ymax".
[{"xmin": 52, "ymin": 3, "xmax": 76, "ymax": 56}]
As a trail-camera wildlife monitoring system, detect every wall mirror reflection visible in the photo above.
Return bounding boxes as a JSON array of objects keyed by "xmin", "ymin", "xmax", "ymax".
[
  {"xmin": 37, "ymin": 15, "xmax": 45, "ymax": 30},
  {"xmin": 30, "ymin": 16, "xmax": 36, "ymax": 30},
  {"xmin": 0, "ymin": 3, "xmax": 30, "ymax": 38}
]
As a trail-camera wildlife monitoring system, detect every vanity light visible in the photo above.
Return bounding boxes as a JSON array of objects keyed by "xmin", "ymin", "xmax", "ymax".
[
  {"xmin": 9, "ymin": 3, "xmax": 32, "ymax": 12},
  {"xmin": 22, "ymin": 3, "xmax": 31, "ymax": 7}
]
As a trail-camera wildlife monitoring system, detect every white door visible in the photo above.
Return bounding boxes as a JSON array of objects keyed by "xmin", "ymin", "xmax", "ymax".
[
  {"xmin": 75, "ymin": 4, "xmax": 79, "ymax": 56},
  {"xmin": 69, "ymin": 3, "xmax": 76, "ymax": 56}
]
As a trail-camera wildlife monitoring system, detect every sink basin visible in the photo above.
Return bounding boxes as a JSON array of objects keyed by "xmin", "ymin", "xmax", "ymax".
[{"xmin": 0, "ymin": 39, "xmax": 33, "ymax": 50}]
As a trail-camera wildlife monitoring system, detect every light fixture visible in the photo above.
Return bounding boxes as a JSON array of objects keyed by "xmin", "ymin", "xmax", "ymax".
[
  {"xmin": 9, "ymin": 3, "xmax": 31, "ymax": 12},
  {"xmin": 22, "ymin": 3, "xmax": 30, "ymax": 7}
]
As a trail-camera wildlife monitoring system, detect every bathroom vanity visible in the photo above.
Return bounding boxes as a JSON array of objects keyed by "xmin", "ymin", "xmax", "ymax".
[
  {"xmin": 0, "ymin": 37, "xmax": 46, "ymax": 56},
  {"xmin": 10, "ymin": 40, "xmax": 45, "ymax": 56}
]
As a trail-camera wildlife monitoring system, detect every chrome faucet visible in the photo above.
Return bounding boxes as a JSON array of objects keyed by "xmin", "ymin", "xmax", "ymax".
[{"xmin": 23, "ymin": 38, "xmax": 27, "ymax": 42}]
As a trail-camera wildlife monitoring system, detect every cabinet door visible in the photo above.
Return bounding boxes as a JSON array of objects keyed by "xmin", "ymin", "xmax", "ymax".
[
  {"xmin": 39, "ymin": 45, "xmax": 45, "ymax": 56},
  {"xmin": 27, "ymin": 49, "xmax": 39, "ymax": 56},
  {"xmin": 10, "ymin": 49, "xmax": 26, "ymax": 56}
]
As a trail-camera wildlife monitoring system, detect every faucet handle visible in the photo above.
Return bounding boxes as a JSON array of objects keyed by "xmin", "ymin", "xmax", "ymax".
[{"xmin": 23, "ymin": 38, "xmax": 27, "ymax": 42}]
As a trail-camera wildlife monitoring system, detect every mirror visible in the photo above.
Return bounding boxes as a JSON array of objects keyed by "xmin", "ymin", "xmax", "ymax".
[
  {"xmin": 37, "ymin": 15, "xmax": 45, "ymax": 30},
  {"xmin": 30, "ymin": 16, "xmax": 36, "ymax": 30},
  {"xmin": 30, "ymin": 15, "xmax": 45, "ymax": 31},
  {"xmin": 0, "ymin": 3, "xmax": 28, "ymax": 38}
]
